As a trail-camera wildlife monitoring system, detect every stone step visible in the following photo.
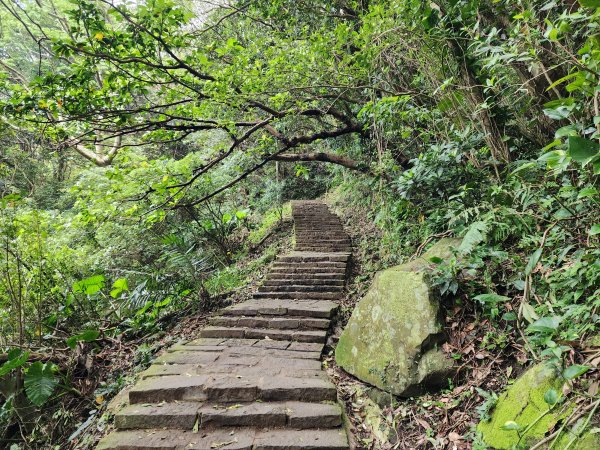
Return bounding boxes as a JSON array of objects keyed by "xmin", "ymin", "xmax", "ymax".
[
  {"xmin": 270, "ymin": 268, "xmax": 347, "ymax": 275},
  {"xmin": 277, "ymin": 255, "xmax": 350, "ymax": 263},
  {"xmin": 199, "ymin": 326, "xmax": 327, "ymax": 343},
  {"xmin": 222, "ymin": 299, "xmax": 338, "ymax": 318},
  {"xmin": 272, "ymin": 265, "xmax": 347, "ymax": 272},
  {"xmin": 294, "ymin": 243, "xmax": 350, "ymax": 246},
  {"xmin": 294, "ymin": 235, "xmax": 348, "ymax": 241},
  {"xmin": 115, "ymin": 401, "xmax": 342, "ymax": 430},
  {"xmin": 262, "ymin": 278, "xmax": 344, "ymax": 286},
  {"xmin": 266, "ymin": 272, "xmax": 346, "ymax": 280},
  {"xmin": 257, "ymin": 284, "xmax": 343, "ymax": 293},
  {"xmin": 253, "ymin": 291, "xmax": 341, "ymax": 300},
  {"xmin": 273, "ymin": 260, "xmax": 348, "ymax": 267},
  {"xmin": 295, "ymin": 247, "xmax": 352, "ymax": 252},
  {"xmin": 128, "ymin": 374, "xmax": 337, "ymax": 403},
  {"xmin": 210, "ymin": 315, "xmax": 330, "ymax": 330},
  {"xmin": 97, "ymin": 428, "xmax": 349, "ymax": 450}
]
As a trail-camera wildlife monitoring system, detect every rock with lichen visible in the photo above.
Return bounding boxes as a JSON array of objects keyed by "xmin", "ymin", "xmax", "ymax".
[
  {"xmin": 477, "ymin": 363, "xmax": 579, "ymax": 449},
  {"xmin": 335, "ymin": 238, "xmax": 459, "ymax": 396}
]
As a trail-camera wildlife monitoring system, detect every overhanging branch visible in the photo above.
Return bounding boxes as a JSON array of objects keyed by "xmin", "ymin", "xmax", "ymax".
[{"xmin": 272, "ymin": 151, "xmax": 367, "ymax": 172}]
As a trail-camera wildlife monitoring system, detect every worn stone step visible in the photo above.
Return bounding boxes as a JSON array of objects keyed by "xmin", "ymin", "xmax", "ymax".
[
  {"xmin": 258, "ymin": 284, "xmax": 343, "ymax": 293},
  {"xmin": 210, "ymin": 315, "xmax": 330, "ymax": 330},
  {"xmin": 270, "ymin": 268, "xmax": 347, "ymax": 275},
  {"xmin": 114, "ymin": 401, "xmax": 341, "ymax": 431},
  {"xmin": 253, "ymin": 291, "xmax": 341, "ymax": 300},
  {"xmin": 278, "ymin": 254, "xmax": 350, "ymax": 263},
  {"xmin": 222, "ymin": 299, "xmax": 338, "ymax": 318},
  {"xmin": 262, "ymin": 279, "xmax": 344, "ymax": 287},
  {"xmin": 271, "ymin": 265, "xmax": 347, "ymax": 273},
  {"xmin": 295, "ymin": 247, "xmax": 352, "ymax": 252},
  {"xmin": 199, "ymin": 326, "xmax": 327, "ymax": 343},
  {"xmin": 273, "ymin": 262, "xmax": 348, "ymax": 269},
  {"xmin": 98, "ymin": 428, "xmax": 348, "ymax": 450},
  {"xmin": 266, "ymin": 272, "xmax": 346, "ymax": 280},
  {"xmin": 294, "ymin": 243, "xmax": 350, "ymax": 247},
  {"xmin": 129, "ymin": 374, "xmax": 337, "ymax": 403}
]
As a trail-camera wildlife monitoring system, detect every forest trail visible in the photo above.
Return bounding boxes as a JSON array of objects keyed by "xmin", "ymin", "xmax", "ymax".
[{"xmin": 97, "ymin": 201, "xmax": 351, "ymax": 450}]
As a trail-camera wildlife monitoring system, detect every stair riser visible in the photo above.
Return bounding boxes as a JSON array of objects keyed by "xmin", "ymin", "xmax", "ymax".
[
  {"xmin": 253, "ymin": 292, "xmax": 341, "ymax": 300},
  {"xmin": 266, "ymin": 274, "xmax": 346, "ymax": 280},
  {"xmin": 129, "ymin": 386, "xmax": 337, "ymax": 404},
  {"xmin": 115, "ymin": 409, "xmax": 342, "ymax": 431},
  {"xmin": 262, "ymin": 280, "xmax": 344, "ymax": 286},
  {"xmin": 209, "ymin": 317, "xmax": 330, "ymax": 330},
  {"xmin": 258, "ymin": 285, "xmax": 343, "ymax": 293},
  {"xmin": 199, "ymin": 328, "xmax": 326, "ymax": 343}
]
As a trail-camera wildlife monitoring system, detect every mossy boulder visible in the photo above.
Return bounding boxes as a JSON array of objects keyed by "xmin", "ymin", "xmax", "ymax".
[
  {"xmin": 554, "ymin": 421, "xmax": 600, "ymax": 450},
  {"xmin": 335, "ymin": 239, "xmax": 459, "ymax": 396},
  {"xmin": 477, "ymin": 363, "xmax": 572, "ymax": 449}
]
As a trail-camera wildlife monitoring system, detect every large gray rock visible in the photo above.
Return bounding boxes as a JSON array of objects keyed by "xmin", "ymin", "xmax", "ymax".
[{"xmin": 335, "ymin": 239, "xmax": 459, "ymax": 396}]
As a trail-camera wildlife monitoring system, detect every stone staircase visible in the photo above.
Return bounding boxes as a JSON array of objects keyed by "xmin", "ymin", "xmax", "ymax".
[{"xmin": 97, "ymin": 200, "xmax": 351, "ymax": 450}]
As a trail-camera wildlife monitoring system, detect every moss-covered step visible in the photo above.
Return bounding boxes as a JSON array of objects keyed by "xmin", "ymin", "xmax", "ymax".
[{"xmin": 335, "ymin": 239, "xmax": 459, "ymax": 396}]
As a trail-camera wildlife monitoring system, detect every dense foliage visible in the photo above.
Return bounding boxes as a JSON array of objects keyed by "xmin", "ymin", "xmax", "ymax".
[{"xmin": 0, "ymin": 0, "xmax": 598, "ymax": 448}]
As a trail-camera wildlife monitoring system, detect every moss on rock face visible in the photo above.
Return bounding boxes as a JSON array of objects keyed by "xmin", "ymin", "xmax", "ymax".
[
  {"xmin": 477, "ymin": 363, "xmax": 571, "ymax": 449},
  {"xmin": 335, "ymin": 239, "xmax": 458, "ymax": 396}
]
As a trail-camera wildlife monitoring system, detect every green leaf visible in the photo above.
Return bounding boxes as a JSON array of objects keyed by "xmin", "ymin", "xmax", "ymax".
[
  {"xmin": 66, "ymin": 329, "xmax": 100, "ymax": 349},
  {"xmin": 590, "ymin": 224, "xmax": 600, "ymax": 236},
  {"xmin": 474, "ymin": 293, "xmax": 511, "ymax": 305},
  {"xmin": 0, "ymin": 350, "xmax": 29, "ymax": 376},
  {"xmin": 73, "ymin": 275, "xmax": 105, "ymax": 296},
  {"xmin": 543, "ymin": 98, "xmax": 576, "ymax": 119},
  {"xmin": 110, "ymin": 278, "xmax": 129, "ymax": 298},
  {"xmin": 546, "ymin": 73, "xmax": 579, "ymax": 92},
  {"xmin": 563, "ymin": 364, "xmax": 589, "ymax": 380},
  {"xmin": 428, "ymin": 256, "xmax": 443, "ymax": 264},
  {"xmin": 567, "ymin": 137, "xmax": 600, "ymax": 166},
  {"xmin": 544, "ymin": 388, "xmax": 559, "ymax": 405},
  {"xmin": 527, "ymin": 316, "xmax": 562, "ymax": 334},
  {"xmin": 520, "ymin": 302, "xmax": 539, "ymax": 324},
  {"xmin": 578, "ymin": 187, "xmax": 598, "ymax": 198},
  {"xmin": 579, "ymin": 0, "xmax": 600, "ymax": 7},
  {"xmin": 458, "ymin": 221, "xmax": 487, "ymax": 254},
  {"xmin": 24, "ymin": 362, "xmax": 58, "ymax": 407},
  {"xmin": 501, "ymin": 420, "xmax": 521, "ymax": 431},
  {"xmin": 525, "ymin": 248, "xmax": 542, "ymax": 276}
]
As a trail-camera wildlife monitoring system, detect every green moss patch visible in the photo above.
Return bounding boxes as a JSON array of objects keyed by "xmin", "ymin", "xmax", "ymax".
[{"xmin": 477, "ymin": 363, "xmax": 572, "ymax": 449}]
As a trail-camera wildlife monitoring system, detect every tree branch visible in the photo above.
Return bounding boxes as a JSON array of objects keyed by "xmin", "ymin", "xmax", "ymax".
[{"xmin": 272, "ymin": 151, "xmax": 367, "ymax": 172}]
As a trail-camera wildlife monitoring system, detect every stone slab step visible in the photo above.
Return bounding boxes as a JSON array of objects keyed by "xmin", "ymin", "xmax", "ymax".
[
  {"xmin": 222, "ymin": 300, "xmax": 338, "ymax": 318},
  {"xmin": 295, "ymin": 246, "xmax": 352, "ymax": 252},
  {"xmin": 115, "ymin": 401, "xmax": 341, "ymax": 431},
  {"xmin": 266, "ymin": 273, "xmax": 346, "ymax": 280},
  {"xmin": 257, "ymin": 285, "xmax": 343, "ymax": 293},
  {"xmin": 278, "ymin": 253, "xmax": 350, "ymax": 263},
  {"xmin": 271, "ymin": 267, "xmax": 347, "ymax": 273},
  {"xmin": 253, "ymin": 291, "xmax": 341, "ymax": 300},
  {"xmin": 129, "ymin": 375, "xmax": 337, "ymax": 403},
  {"xmin": 262, "ymin": 279, "xmax": 344, "ymax": 287},
  {"xmin": 97, "ymin": 428, "xmax": 348, "ymax": 450},
  {"xmin": 141, "ymin": 363, "xmax": 326, "ymax": 380},
  {"xmin": 210, "ymin": 316, "xmax": 330, "ymax": 330},
  {"xmin": 295, "ymin": 239, "xmax": 349, "ymax": 242},
  {"xmin": 199, "ymin": 326, "xmax": 327, "ymax": 343},
  {"xmin": 273, "ymin": 261, "xmax": 348, "ymax": 268}
]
